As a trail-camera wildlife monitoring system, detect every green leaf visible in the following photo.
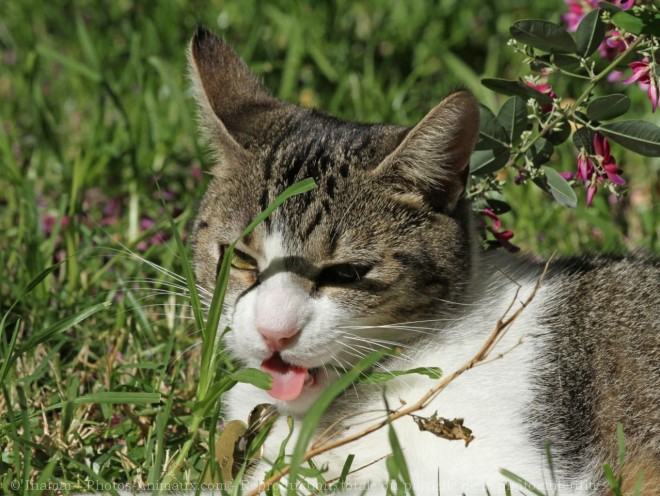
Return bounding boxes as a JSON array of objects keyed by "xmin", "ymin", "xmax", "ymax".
[
  {"xmin": 543, "ymin": 166, "xmax": 578, "ymax": 208},
  {"xmin": 598, "ymin": 2, "xmax": 621, "ymax": 15},
  {"xmin": 575, "ymin": 9, "xmax": 606, "ymax": 57},
  {"xmin": 547, "ymin": 119, "xmax": 571, "ymax": 145},
  {"xmin": 469, "ymin": 149, "xmax": 509, "ymax": 176},
  {"xmin": 497, "ymin": 96, "xmax": 527, "ymax": 145},
  {"xmin": 485, "ymin": 199, "xmax": 512, "ymax": 215},
  {"xmin": 612, "ymin": 11, "xmax": 660, "ymax": 36},
  {"xmin": 586, "ymin": 94, "xmax": 630, "ymax": 121},
  {"xmin": 611, "ymin": 12, "xmax": 642, "ymax": 35},
  {"xmin": 531, "ymin": 54, "xmax": 580, "ymax": 71},
  {"xmin": 481, "ymin": 78, "xmax": 553, "ymax": 105},
  {"xmin": 472, "ymin": 198, "xmax": 511, "ymax": 215},
  {"xmin": 476, "ymin": 105, "xmax": 507, "ymax": 149},
  {"xmin": 286, "ymin": 348, "xmax": 393, "ymax": 495},
  {"xmin": 573, "ymin": 126, "xmax": 595, "ymax": 152},
  {"xmin": 359, "ymin": 367, "xmax": 442, "ymax": 384},
  {"xmin": 231, "ymin": 368, "xmax": 273, "ymax": 390},
  {"xmin": 510, "ymin": 20, "xmax": 578, "ymax": 54},
  {"xmin": 527, "ymin": 138, "xmax": 554, "ymax": 167},
  {"xmin": 600, "ymin": 120, "xmax": 660, "ymax": 157}
]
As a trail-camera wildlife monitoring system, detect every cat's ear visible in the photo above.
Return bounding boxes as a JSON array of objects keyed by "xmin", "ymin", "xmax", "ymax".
[
  {"xmin": 188, "ymin": 27, "xmax": 283, "ymax": 164},
  {"xmin": 372, "ymin": 91, "xmax": 480, "ymax": 211}
]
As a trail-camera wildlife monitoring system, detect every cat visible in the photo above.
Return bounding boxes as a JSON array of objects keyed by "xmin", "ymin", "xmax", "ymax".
[{"xmin": 188, "ymin": 27, "xmax": 660, "ymax": 495}]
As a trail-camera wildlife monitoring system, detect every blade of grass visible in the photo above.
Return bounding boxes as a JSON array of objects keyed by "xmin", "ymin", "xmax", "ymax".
[
  {"xmin": 286, "ymin": 348, "xmax": 392, "ymax": 496},
  {"xmin": 386, "ymin": 401, "xmax": 416, "ymax": 496},
  {"xmin": 17, "ymin": 302, "xmax": 109, "ymax": 353},
  {"xmin": 500, "ymin": 469, "xmax": 547, "ymax": 496},
  {"xmin": 0, "ymin": 319, "xmax": 21, "ymax": 385},
  {"xmin": 200, "ymin": 178, "xmax": 316, "ymax": 399},
  {"xmin": 36, "ymin": 43, "xmax": 102, "ymax": 83},
  {"xmin": 17, "ymin": 385, "xmax": 32, "ymax": 496}
]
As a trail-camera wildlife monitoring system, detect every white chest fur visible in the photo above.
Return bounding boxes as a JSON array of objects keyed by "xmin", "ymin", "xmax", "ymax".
[{"xmin": 224, "ymin": 264, "xmax": 594, "ymax": 495}]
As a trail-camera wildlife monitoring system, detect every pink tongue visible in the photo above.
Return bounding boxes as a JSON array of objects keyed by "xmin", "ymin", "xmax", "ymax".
[{"xmin": 261, "ymin": 354, "xmax": 308, "ymax": 401}]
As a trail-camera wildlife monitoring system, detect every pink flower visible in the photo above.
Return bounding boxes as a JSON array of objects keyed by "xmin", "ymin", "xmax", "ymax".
[
  {"xmin": 616, "ymin": 0, "xmax": 635, "ymax": 9},
  {"xmin": 600, "ymin": 31, "xmax": 632, "ymax": 61},
  {"xmin": 140, "ymin": 217, "xmax": 155, "ymax": 230},
  {"xmin": 488, "ymin": 228, "xmax": 520, "ymax": 253},
  {"xmin": 561, "ymin": 0, "xmax": 593, "ymax": 32},
  {"xmin": 623, "ymin": 58, "xmax": 652, "ymax": 85},
  {"xmin": 483, "ymin": 208, "xmax": 502, "ymax": 230},
  {"xmin": 562, "ymin": 2, "xmax": 635, "ymax": 58},
  {"xmin": 524, "ymin": 78, "xmax": 556, "ymax": 112},
  {"xmin": 42, "ymin": 214, "xmax": 70, "ymax": 237},
  {"xmin": 576, "ymin": 153, "xmax": 595, "ymax": 183},
  {"xmin": 622, "ymin": 58, "xmax": 659, "ymax": 112},
  {"xmin": 482, "ymin": 209, "xmax": 520, "ymax": 253},
  {"xmin": 594, "ymin": 134, "xmax": 625, "ymax": 185},
  {"xmin": 571, "ymin": 134, "xmax": 625, "ymax": 207},
  {"xmin": 586, "ymin": 183, "xmax": 598, "ymax": 207}
]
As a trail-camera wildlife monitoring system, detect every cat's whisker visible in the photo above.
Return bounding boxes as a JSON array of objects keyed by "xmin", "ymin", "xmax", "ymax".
[
  {"xmin": 172, "ymin": 340, "xmax": 203, "ymax": 364},
  {"xmin": 429, "ymin": 297, "xmax": 483, "ymax": 307},
  {"xmin": 338, "ymin": 333, "xmax": 412, "ymax": 353},
  {"xmin": 340, "ymin": 325, "xmax": 440, "ymax": 335},
  {"xmin": 123, "ymin": 277, "xmax": 210, "ymax": 298},
  {"xmin": 97, "ymin": 247, "xmax": 213, "ymax": 300},
  {"xmin": 123, "ymin": 289, "xmax": 212, "ymax": 311},
  {"xmin": 328, "ymin": 353, "xmax": 364, "ymax": 408},
  {"xmin": 125, "ymin": 290, "xmax": 203, "ymax": 305},
  {"xmin": 98, "ymin": 247, "xmax": 190, "ymax": 283},
  {"xmin": 328, "ymin": 341, "xmax": 418, "ymax": 391}
]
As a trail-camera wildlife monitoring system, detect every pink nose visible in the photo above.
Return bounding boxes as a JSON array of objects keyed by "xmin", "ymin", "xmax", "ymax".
[{"xmin": 257, "ymin": 326, "xmax": 301, "ymax": 352}]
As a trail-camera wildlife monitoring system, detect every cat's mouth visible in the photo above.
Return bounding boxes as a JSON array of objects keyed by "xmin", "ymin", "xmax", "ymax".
[{"xmin": 260, "ymin": 353, "xmax": 319, "ymax": 401}]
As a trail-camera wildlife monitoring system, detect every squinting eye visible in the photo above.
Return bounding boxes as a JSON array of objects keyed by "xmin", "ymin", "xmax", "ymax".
[
  {"xmin": 230, "ymin": 248, "xmax": 259, "ymax": 271},
  {"xmin": 317, "ymin": 263, "xmax": 372, "ymax": 286}
]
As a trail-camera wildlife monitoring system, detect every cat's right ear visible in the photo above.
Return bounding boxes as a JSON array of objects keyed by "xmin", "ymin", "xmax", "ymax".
[
  {"xmin": 372, "ymin": 91, "xmax": 480, "ymax": 212},
  {"xmin": 188, "ymin": 27, "xmax": 282, "ymax": 166}
]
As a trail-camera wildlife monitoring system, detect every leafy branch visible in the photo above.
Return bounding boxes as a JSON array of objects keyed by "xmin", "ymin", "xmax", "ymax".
[{"xmin": 471, "ymin": 3, "xmax": 660, "ymax": 249}]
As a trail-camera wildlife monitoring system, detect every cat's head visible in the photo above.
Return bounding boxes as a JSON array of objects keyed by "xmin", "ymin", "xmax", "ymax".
[{"xmin": 189, "ymin": 27, "xmax": 479, "ymax": 412}]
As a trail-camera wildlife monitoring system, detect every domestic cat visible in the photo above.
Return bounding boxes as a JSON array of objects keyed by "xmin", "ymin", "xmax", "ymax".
[{"xmin": 188, "ymin": 27, "xmax": 660, "ymax": 495}]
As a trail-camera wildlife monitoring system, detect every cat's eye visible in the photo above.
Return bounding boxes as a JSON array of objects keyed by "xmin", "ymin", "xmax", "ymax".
[
  {"xmin": 230, "ymin": 248, "xmax": 259, "ymax": 271},
  {"xmin": 317, "ymin": 263, "xmax": 372, "ymax": 286}
]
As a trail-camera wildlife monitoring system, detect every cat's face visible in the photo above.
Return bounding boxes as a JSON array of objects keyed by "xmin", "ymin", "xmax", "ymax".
[{"xmin": 189, "ymin": 28, "xmax": 479, "ymax": 411}]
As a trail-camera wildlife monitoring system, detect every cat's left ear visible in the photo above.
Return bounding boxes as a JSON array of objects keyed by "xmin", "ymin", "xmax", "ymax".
[{"xmin": 372, "ymin": 91, "xmax": 480, "ymax": 211}]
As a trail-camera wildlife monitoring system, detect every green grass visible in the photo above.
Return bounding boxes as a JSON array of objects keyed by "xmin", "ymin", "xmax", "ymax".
[{"xmin": 1, "ymin": 0, "xmax": 658, "ymax": 494}]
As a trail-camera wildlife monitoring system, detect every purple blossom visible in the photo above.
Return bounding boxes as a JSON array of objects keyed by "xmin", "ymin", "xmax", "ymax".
[
  {"xmin": 586, "ymin": 183, "xmax": 598, "ymax": 206},
  {"xmin": 576, "ymin": 153, "xmax": 595, "ymax": 183},
  {"xmin": 571, "ymin": 134, "xmax": 625, "ymax": 206},
  {"xmin": 562, "ymin": 1, "xmax": 635, "ymax": 60},
  {"xmin": 524, "ymin": 78, "xmax": 556, "ymax": 112},
  {"xmin": 622, "ymin": 57, "xmax": 659, "ymax": 112},
  {"xmin": 482, "ymin": 209, "xmax": 520, "ymax": 253},
  {"xmin": 140, "ymin": 217, "xmax": 156, "ymax": 230},
  {"xmin": 593, "ymin": 134, "xmax": 625, "ymax": 185},
  {"xmin": 42, "ymin": 214, "xmax": 70, "ymax": 237}
]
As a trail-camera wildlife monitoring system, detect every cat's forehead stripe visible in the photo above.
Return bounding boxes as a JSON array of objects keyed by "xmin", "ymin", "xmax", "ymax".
[{"xmin": 263, "ymin": 231, "xmax": 285, "ymax": 265}]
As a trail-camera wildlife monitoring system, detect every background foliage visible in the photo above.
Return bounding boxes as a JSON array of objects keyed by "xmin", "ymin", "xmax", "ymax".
[{"xmin": 0, "ymin": 0, "xmax": 658, "ymax": 493}]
